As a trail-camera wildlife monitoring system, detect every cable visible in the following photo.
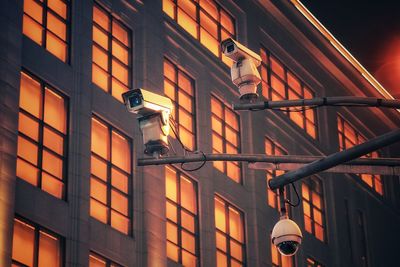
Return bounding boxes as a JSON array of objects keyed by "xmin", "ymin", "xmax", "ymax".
[
  {"xmin": 285, "ymin": 183, "xmax": 300, "ymax": 207},
  {"xmin": 168, "ymin": 115, "xmax": 207, "ymax": 172}
]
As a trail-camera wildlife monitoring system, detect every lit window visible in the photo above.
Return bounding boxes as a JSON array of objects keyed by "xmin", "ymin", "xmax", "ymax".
[
  {"xmin": 271, "ymin": 241, "xmax": 293, "ymax": 267},
  {"xmin": 90, "ymin": 117, "xmax": 132, "ymax": 235},
  {"xmin": 12, "ymin": 217, "xmax": 63, "ymax": 267},
  {"xmin": 214, "ymin": 196, "xmax": 245, "ymax": 267},
  {"xmin": 163, "ymin": 0, "xmax": 236, "ymax": 65},
  {"xmin": 265, "ymin": 137, "xmax": 288, "ymax": 210},
  {"xmin": 164, "ymin": 59, "xmax": 196, "ymax": 151},
  {"xmin": 260, "ymin": 48, "xmax": 317, "ymax": 139},
  {"xmin": 92, "ymin": 4, "xmax": 132, "ymax": 102},
  {"xmin": 165, "ymin": 166, "xmax": 199, "ymax": 266},
  {"xmin": 302, "ymin": 177, "xmax": 326, "ymax": 242},
  {"xmin": 337, "ymin": 115, "xmax": 383, "ymax": 195},
  {"xmin": 89, "ymin": 252, "xmax": 124, "ymax": 267},
  {"xmin": 211, "ymin": 96, "xmax": 241, "ymax": 183},
  {"xmin": 306, "ymin": 257, "xmax": 324, "ymax": 267},
  {"xmin": 22, "ymin": 0, "xmax": 70, "ymax": 62},
  {"xmin": 16, "ymin": 71, "xmax": 68, "ymax": 199}
]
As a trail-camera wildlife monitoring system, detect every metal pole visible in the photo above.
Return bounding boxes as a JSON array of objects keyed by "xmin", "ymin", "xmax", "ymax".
[
  {"xmin": 269, "ymin": 128, "xmax": 400, "ymax": 190},
  {"xmin": 233, "ymin": 97, "xmax": 400, "ymax": 111},
  {"xmin": 138, "ymin": 153, "xmax": 400, "ymax": 167}
]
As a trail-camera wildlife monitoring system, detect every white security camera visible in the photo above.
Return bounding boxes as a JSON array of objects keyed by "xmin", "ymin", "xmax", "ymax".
[
  {"xmin": 221, "ymin": 38, "xmax": 262, "ymax": 100},
  {"xmin": 271, "ymin": 216, "xmax": 303, "ymax": 256},
  {"xmin": 122, "ymin": 88, "xmax": 173, "ymax": 156}
]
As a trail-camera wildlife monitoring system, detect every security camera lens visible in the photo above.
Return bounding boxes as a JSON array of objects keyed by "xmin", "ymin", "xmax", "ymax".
[
  {"xmin": 129, "ymin": 94, "xmax": 142, "ymax": 107},
  {"xmin": 277, "ymin": 241, "xmax": 299, "ymax": 256},
  {"xmin": 227, "ymin": 44, "xmax": 235, "ymax": 53}
]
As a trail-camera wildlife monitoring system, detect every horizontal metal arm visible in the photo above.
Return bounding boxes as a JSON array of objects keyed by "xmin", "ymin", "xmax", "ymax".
[
  {"xmin": 138, "ymin": 153, "xmax": 400, "ymax": 167},
  {"xmin": 232, "ymin": 96, "xmax": 400, "ymax": 111},
  {"xmin": 269, "ymin": 128, "xmax": 400, "ymax": 190}
]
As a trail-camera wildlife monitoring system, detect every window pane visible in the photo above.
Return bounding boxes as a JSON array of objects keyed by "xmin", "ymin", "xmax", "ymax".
[
  {"xmin": 92, "ymin": 63, "xmax": 109, "ymax": 91},
  {"xmin": 111, "ymin": 210, "xmax": 129, "ymax": 234},
  {"xmin": 12, "ymin": 219, "xmax": 35, "ymax": 266},
  {"xmin": 38, "ymin": 231, "xmax": 60, "ymax": 267},
  {"xmin": 23, "ymin": 15, "xmax": 43, "ymax": 45},
  {"xmin": 42, "ymin": 150, "xmax": 63, "ymax": 178},
  {"xmin": 47, "ymin": 12, "xmax": 66, "ymax": 40},
  {"xmin": 112, "ymin": 21, "xmax": 129, "ymax": 46},
  {"xmin": 111, "ymin": 189, "xmax": 128, "ymax": 215},
  {"xmin": 43, "ymin": 127, "xmax": 64, "ymax": 155},
  {"xmin": 229, "ymin": 207, "xmax": 243, "ymax": 242},
  {"xmin": 163, "ymin": 0, "xmax": 175, "ymax": 18},
  {"xmin": 111, "ymin": 168, "xmax": 129, "ymax": 193},
  {"xmin": 93, "ymin": 45, "xmax": 109, "ymax": 70},
  {"xmin": 181, "ymin": 210, "xmax": 195, "ymax": 233},
  {"xmin": 91, "ymin": 156, "xmax": 107, "ymax": 181},
  {"xmin": 24, "ymin": 0, "xmax": 43, "ymax": 23},
  {"xmin": 91, "ymin": 118, "xmax": 109, "ymax": 159},
  {"xmin": 112, "ymin": 59, "xmax": 129, "ymax": 85},
  {"xmin": 111, "ymin": 79, "xmax": 129, "ymax": 102},
  {"xmin": 112, "ymin": 40, "xmax": 129, "ymax": 65},
  {"xmin": 90, "ymin": 199, "xmax": 108, "ymax": 223},
  {"xmin": 200, "ymin": 28, "xmax": 219, "ymax": 56},
  {"xmin": 166, "ymin": 167, "xmax": 177, "ymax": 201},
  {"xmin": 177, "ymin": 8, "xmax": 198, "ymax": 38},
  {"xmin": 20, "ymin": 72, "xmax": 42, "ymax": 118},
  {"xmin": 215, "ymin": 198, "xmax": 226, "ymax": 232},
  {"xmin": 16, "ymin": 158, "xmax": 39, "ymax": 186},
  {"xmin": 42, "ymin": 172, "xmax": 64, "ymax": 199},
  {"xmin": 230, "ymin": 240, "xmax": 242, "ymax": 261},
  {"xmin": 180, "ymin": 176, "xmax": 196, "ymax": 213},
  {"xmin": 89, "ymin": 255, "xmax": 106, "ymax": 267},
  {"xmin": 17, "ymin": 136, "xmax": 38, "ymax": 165},
  {"xmin": 216, "ymin": 251, "xmax": 227, "ymax": 267},
  {"xmin": 167, "ymin": 242, "xmax": 179, "ymax": 262},
  {"xmin": 111, "ymin": 131, "xmax": 131, "ymax": 173},
  {"xmin": 46, "ymin": 31, "xmax": 67, "ymax": 62},
  {"xmin": 216, "ymin": 232, "xmax": 226, "ymax": 252},
  {"xmin": 93, "ymin": 26, "xmax": 109, "ymax": 49},
  {"xmin": 48, "ymin": 0, "xmax": 67, "ymax": 19},
  {"xmin": 167, "ymin": 221, "xmax": 178, "ymax": 244},
  {"xmin": 93, "ymin": 6, "xmax": 109, "ymax": 31},
  {"xmin": 44, "ymin": 88, "xmax": 66, "ymax": 133},
  {"xmin": 182, "ymin": 250, "xmax": 197, "ymax": 267},
  {"xmin": 91, "ymin": 178, "xmax": 107, "ymax": 203},
  {"xmin": 181, "ymin": 230, "xmax": 195, "ymax": 254},
  {"xmin": 18, "ymin": 112, "xmax": 39, "ymax": 141},
  {"xmin": 166, "ymin": 201, "xmax": 177, "ymax": 222}
]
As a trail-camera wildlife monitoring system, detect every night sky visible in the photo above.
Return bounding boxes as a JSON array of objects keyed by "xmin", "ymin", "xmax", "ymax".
[{"xmin": 300, "ymin": 0, "xmax": 400, "ymax": 97}]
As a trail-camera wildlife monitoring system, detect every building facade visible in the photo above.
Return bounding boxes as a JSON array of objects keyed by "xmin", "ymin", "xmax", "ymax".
[{"xmin": 1, "ymin": 0, "xmax": 400, "ymax": 267}]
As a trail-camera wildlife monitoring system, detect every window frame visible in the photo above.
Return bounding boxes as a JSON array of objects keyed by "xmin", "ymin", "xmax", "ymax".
[
  {"xmin": 17, "ymin": 70, "xmax": 69, "ymax": 200},
  {"xmin": 163, "ymin": 0, "xmax": 236, "ymax": 63},
  {"xmin": 337, "ymin": 114, "xmax": 383, "ymax": 195},
  {"xmin": 165, "ymin": 166, "xmax": 200, "ymax": 266},
  {"xmin": 214, "ymin": 195, "xmax": 246, "ymax": 267},
  {"xmin": 306, "ymin": 257, "xmax": 325, "ymax": 267},
  {"xmin": 211, "ymin": 94, "xmax": 242, "ymax": 183},
  {"xmin": 302, "ymin": 176, "xmax": 326, "ymax": 242},
  {"xmin": 260, "ymin": 47, "xmax": 318, "ymax": 139},
  {"xmin": 12, "ymin": 216, "xmax": 64, "ymax": 267},
  {"xmin": 22, "ymin": 0, "xmax": 71, "ymax": 63},
  {"xmin": 163, "ymin": 58, "xmax": 197, "ymax": 151},
  {"xmin": 92, "ymin": 2, "xmax": 133, "ymax": 101},
  {"xmin": 90, "ymin": 115, "xmax": 133, "ymax": 235},
  {"xmin": 89, "ymin": 252, "xmax": 124, "ymax": 267}
]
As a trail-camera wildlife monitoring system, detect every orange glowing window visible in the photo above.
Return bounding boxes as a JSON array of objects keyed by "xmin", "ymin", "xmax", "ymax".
[
  {"xmin": 90, "ymin": 116, "xmax": 132, "ymax": 235},
  {"xmin": 162, "ymin": 0, "xmax": 236, "ymax": 65},
  {"xmin": 271, "ymin": 241, "xmax": 293, "ymax": 267},
  {"xmin": 260, "ymin": 47, "xmax": 317, "ymax": 139},
  {"xmin": 165, "ymin": 166, "xmax": 199, "ymax": 267},
  {"xmin": 12, "ymin": 218, "xmax": 62, "ymax": 267},
  {"xmin": 265, "ymin": 137, "xmax": 289, "ymax": 211},
  {"xmin": 89, "ymin": 253, "xmax": 124, "ymax": 267},
  {"xmin": 214, "ymin": 196, "xmax": 245, "ymax": 267},
  {"xmin": 211, "ymin": 96, "xmax": 241, "ymax": 183},
  {"xmin": 163, "ymin": 59, "xmax": 196, "ymax": 151},
  {"xmin": 22, "ymin": 0, "xmax": 69, "ymax": 62},
  {"xmin": 306, "ymin": 257, "xmax": 324, "ymax": 267},
  {"xmin": 302, "ymin": 177, "xmax": 326, "ymax": 242},
  {"xmin": 16, "ymin": 71, "xmax": 68, "ymax": 199},
  {"xmin": 92, "ymin": 4, "xmax": 132, "ymax": 102},
  {"xmin": 337, "ymin": 115, "xmax": 383, "ymax": 195}
]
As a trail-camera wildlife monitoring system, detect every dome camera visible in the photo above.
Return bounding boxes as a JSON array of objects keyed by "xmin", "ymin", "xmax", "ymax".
[{"xmin": 271, "ymin": 217, "xmax": 303, "ymax": 256}]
